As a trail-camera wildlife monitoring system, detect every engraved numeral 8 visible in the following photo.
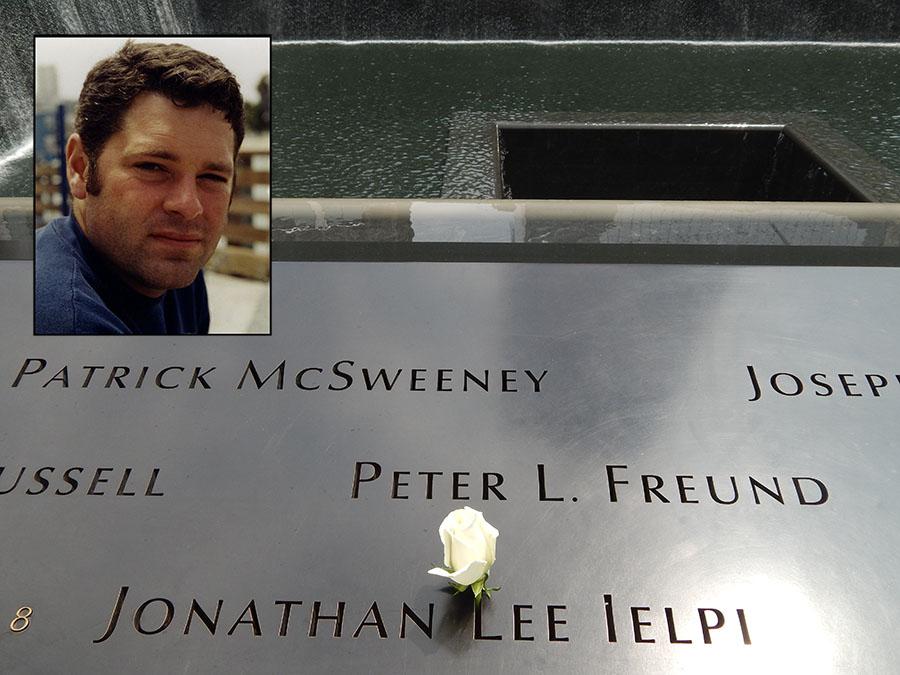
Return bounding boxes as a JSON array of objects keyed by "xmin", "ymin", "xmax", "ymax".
[{"xmin": 10, "ymin": 607, "xmax": 32, "ymax": 632}]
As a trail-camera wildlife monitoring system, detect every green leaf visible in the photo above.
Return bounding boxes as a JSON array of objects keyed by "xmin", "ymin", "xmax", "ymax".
[{"xmin": 471, "ymin": 578, "xmax": 485, "ymax": 600}]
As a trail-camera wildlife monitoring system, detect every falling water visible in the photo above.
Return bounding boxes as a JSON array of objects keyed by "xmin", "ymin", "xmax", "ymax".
[{"xmin": 2, "ymin": 0, "xmax": 198, "ymax": 196}]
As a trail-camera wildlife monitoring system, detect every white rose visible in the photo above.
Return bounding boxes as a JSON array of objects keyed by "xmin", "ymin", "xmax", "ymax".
[{"xmin": 427, "ymin": 506, "xmax": 499, "ymax": 587}]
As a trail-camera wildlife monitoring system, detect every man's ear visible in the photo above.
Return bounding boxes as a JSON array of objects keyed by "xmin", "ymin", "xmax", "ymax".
[{"xmin": 65, "ymin": 133, "xmax": 89, "ymax": 200}]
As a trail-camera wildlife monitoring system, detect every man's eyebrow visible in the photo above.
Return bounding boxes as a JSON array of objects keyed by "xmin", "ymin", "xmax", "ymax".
[
  {"xmin": 128, "ymin": 149, "xmax": 233, "ymax": 174},
  {"xmin": 202, "ymin": 161, "xmax": 234, "ymax": 174},
  {"xmin": 130, "ymin": 149, "xmax": 180, "ymax": 163}
]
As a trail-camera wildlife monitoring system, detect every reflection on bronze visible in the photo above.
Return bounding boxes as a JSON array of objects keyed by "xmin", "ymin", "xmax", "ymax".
[{"xmin": 10, "ymin": 607, "xmax": 32, "ymax": 633}]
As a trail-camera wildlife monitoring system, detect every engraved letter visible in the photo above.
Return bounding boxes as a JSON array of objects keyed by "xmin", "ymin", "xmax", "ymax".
[
  {"xmin": 94, "ymin": 586, "xmax": 129, "ymax": 643},
  {"xmin": 698, "ymin": 608, "xmax": 725, "ymax": 644},
  {"xmin": 400, "ymin": 603, "xmax": 433, "ymax": 639},
  {"xmin": 474, "ymin": 600, "xmax": 501, "ymax": 640},
  {"xmin": 793, "ymin": 477, "xmax": 828, "ymax": 506},
  {"xmin": 237, "ymin": 360, "xmax": 285, "ymax": 390},
  {"xmin": 746, "ymin": 365, "xmax": 762, "ymax": 402},
  {"xmin": 352, "ymin": 462, "xmax": 382, "ymax": 498},
  {"xmin": 12, "ymin": 358, "xmax": 47, "ymax": 387},
  {"xmin": 134, "ymin": 598, "xmax": 175, "ymax": 635},
  {"xmin": 228, "ymin": 600, "xmax": 262, "ymax": 636},
  {"xmin": 183, "ymin": 599, "xmax": 223, "ymax": 635},
  {"xmin": 548, "ymin": 605, "xmax": 569, "ymax": 642},
  {"xmin": 538, "ymin": 464, "xmax": 563, "ymax": 502},
  {"xmin": 352, "ymin": 601, "xmax": 387, "ymax": 638},
  {"xmin": 604, "ymin": 594, "xmax": 617, "ymax": 643},
  {"xmin": 513, "ymin": 605, "xmax": 534, "ymax": 641}
]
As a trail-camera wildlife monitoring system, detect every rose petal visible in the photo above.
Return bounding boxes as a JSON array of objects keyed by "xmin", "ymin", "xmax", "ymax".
[
  {"xmin": 471, "ymin": 511, "xmax": 498, "ymax": 568},
  {"xmin": 482, "ymin": 520, "xmax": 499, "ymax": 540},
  {"xmin": 484, "ymin": 523, "xmax": 498, "ymax": 567},
  {"xmin": 440, "ymin": 507, "xmax": 476, "ymax": 534},
  {"xmin": 447, "ymin": 530, "xmax": 487, "ymax": 571},
  {"xmin": 439, "ymin": 524, "xmax": 453, "ymax": 568},
  {"xmin": 438, "ymin": 508, "xmax": 476, "ymax": 568},
  {"xmin": 448, "ymin": 559, "xmax": 488, "ymax": 586},
  {"xmin": 428, "ymin": 567, "xmax": 453, "ymax": 578}
]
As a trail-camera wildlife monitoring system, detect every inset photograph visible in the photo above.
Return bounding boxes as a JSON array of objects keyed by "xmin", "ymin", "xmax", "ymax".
[{"xmin": 34, "ymin": 36, "xmax": 270, "ymax": 335}]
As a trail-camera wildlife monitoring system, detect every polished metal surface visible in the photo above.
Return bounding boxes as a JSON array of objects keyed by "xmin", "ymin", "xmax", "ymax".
[{"xmin": 1, "ymin": 258, "xmax": 898, "ymax": 672}]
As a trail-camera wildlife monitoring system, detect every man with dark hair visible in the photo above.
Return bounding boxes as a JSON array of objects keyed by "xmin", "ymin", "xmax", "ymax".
[{"xmin": 35, "ymin": 40, "xmax": 245, "ymax": 334}]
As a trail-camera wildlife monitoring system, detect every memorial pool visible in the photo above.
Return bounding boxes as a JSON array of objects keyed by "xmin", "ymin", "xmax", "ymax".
[{"xmin": 272, "ymin": 42, "xmax": 900, "ymax": 198}]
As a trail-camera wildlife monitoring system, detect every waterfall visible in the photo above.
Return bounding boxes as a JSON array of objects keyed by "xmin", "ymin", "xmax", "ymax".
[{"xmin": 1, "ymin": 0, "xmax": 199, "ymax": 196}]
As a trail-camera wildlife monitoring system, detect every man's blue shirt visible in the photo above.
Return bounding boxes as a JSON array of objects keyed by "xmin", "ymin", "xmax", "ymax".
[{"xmin": 35, "ymin": 214, "xmax": 210, "ymax": 335}]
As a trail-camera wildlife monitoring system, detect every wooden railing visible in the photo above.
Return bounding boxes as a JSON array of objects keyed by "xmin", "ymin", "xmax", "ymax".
[{"xmin": 207, "ymin": 136, "xmax": 270, "ymax": 281}]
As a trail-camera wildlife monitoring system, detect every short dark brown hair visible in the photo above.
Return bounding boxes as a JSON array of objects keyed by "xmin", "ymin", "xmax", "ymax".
[{"xmin": 75, "ymin": 40, "xmax": 245, "ymax": 191}]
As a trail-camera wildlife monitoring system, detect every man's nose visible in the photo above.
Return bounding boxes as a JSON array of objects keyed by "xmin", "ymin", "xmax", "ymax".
[{"xmin": 163, "ymin": 176, "xmax": 203, "ymax": 221}]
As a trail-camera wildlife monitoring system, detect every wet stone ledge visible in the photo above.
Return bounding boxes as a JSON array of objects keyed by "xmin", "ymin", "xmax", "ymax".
[{"xmin": 272, "ymin": 199, "xmax": 900, "ymax": 245}]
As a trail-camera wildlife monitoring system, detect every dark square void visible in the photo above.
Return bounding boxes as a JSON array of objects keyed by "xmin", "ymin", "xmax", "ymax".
[{"xmin": 497, "ymin": 125, "xmax": 866, "ymax": 201}]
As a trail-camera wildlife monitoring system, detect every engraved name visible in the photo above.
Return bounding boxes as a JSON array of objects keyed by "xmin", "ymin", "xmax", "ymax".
[
  {"xmin": 10, "ymin": 358, "xmax": 549, "ymax": 394},
  {"xmin": 0, "ymin": 466, "xmax": 163, "ymax": 496},
  {"xmin": 236, "ymin": 360, "xmax": 548, "ymax": 393},
  {"xmin": 350, "ymin": 461, "xmax": 828, "ymax": 506},
  {"xmin": 746, "ymin": 364, "xmax": 900, "ymax": 401},
  {"xmin": 93, "ymin": 587, "xmax": 750, "ymax": 646}
]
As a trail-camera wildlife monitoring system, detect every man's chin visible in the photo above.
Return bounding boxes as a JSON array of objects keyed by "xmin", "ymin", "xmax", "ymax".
[{"xmin": 127, "ymin": 263, "xmax": 203, "ymax": 297}]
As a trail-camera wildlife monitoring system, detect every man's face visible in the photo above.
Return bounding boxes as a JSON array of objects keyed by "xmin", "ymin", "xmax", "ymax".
[{"xmin": 68, "ymin": 92, "xmax": 235, "ymax": 297}]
